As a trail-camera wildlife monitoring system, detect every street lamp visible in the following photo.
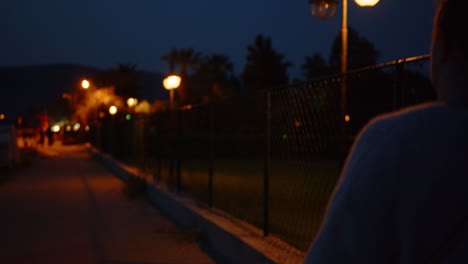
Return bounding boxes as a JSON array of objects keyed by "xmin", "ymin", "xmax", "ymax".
[
  {"xmin": 108, "ymin": 105, "xmax": 118, "ymax": 155},
  {"xmin": 126, "ymin": 97, "xmax": 138, "ymax": 118},
  {"xmin": 309, "ymin": 0, "xmax": 380, "ymax": 155},
  {"xmin": 109, "ymin": 105, "xmax": 118, "ymax": 115},
  {"xmin": 127, "ymin": 98, "xmax": 138, "ymax": 108},
  {"xmin": 163, "ymin": 75, "xmax": 181, "ymax": 110},
  {"xmin": 81, "ymin": 79, "xmax": 90, "ymax": 90}
]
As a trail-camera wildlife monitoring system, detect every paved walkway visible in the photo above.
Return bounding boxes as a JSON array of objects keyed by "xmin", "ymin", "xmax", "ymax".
[{"xmin": 0, "ymin": 144, "xmax": 216, "ymax": 264}]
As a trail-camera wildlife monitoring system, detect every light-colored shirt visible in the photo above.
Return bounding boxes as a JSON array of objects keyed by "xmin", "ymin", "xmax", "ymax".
[{"xmin": 304, "ymin": 102, "xmax": 468, "ymax": 263}]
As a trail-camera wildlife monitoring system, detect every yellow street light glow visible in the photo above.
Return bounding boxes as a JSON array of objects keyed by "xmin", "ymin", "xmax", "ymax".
[
  {"xmin": 73, "ymin": 123, "xmax": 81, "ymax": 131},
  {"xmin": 66, "ymin": 125, "xmax": 72, "ymax": 131},
  {"xmin": 163, "ymin": 75, "xmax": 181, "ymax": 90},
  {"xmin": 81, "ymin": 79, "xmax": 90, "ymax": 89},
  {"xmin": 85, "ymin": 125, "xmax": 90, "ymax": 132},
  {"xmin": 109, "ymin": 105, "xmax": 118, "ymax": 115},
  {"xmin": 0, "ymin": 114, "xmax": 4, "ymax": 120},
  {"xmin": 51, "ymin": 125, "xmax": 61, "ymax": 133},
  {"xmin": 127, "ymin": 97, "xmax": 138, "ymax": 107},
  {"xmin": 354, "ymin": 0, "xmax": 380, "ymax": 7}
]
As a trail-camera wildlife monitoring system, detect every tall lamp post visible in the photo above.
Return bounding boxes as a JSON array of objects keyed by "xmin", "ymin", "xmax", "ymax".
[
  {"xmin": 163, "ymin": 75, "xmax": 181, "ymax": 110},
  {"xmin": 80, "ymin": 79, "xmax": 102, "ymax": 147},
  {"xmin": 308, "ymin": 0, "xmax": 380, "ymax": 156},
  {"xmin": 108, "ymin": 105, "xmax": 118, "ymax": 155}
]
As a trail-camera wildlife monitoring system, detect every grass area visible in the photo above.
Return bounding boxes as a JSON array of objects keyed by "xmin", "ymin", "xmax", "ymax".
[{"xmin": 137, "ymin": 157, "xmax": 341, "ymax": 251}]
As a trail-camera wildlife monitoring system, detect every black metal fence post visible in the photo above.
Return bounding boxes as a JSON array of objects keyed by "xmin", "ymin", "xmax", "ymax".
[
  {"xmin": 176, "ymin": 110, "xmax": 182, "ymax": 192},
  {"xmin": 109, "ymin": 115, "xmax": 115, "ymax": 155},
  {"xmin": 208, "ymin": 103, "xmax": 215, "ymax": 208},
  {"xmin": 393, "ymin": 60, "xmax": 406, "ymax": 110},
  {"xmin": 263, "ymin": 90, "xmax": 271, "ymax": 237},
  {"xmin": 139, "ymin": 116, "xmax": 145, "ymax": 166},
  {"xmin": 156, "ymin": 115, "xmax": 162, "ymax": 183}
]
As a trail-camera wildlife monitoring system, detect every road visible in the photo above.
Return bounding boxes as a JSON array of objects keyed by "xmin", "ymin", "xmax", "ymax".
[{"xmin": 0, "ymin": 143, "xmax": 215, "ymax": 264}]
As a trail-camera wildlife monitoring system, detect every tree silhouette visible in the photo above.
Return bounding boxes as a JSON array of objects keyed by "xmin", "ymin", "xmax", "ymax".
[
  {"xmin": 190, "ymin": 54, "xmax": 239, "ymax": 103},
  {"xmin": 242, "ymin": 34, "xmax": 291, "ymax": 91},
  {"xmin": 301, "ymin": 53, "xmax": 330, "ymax": 81},
  {"xmin": 100, "ymin": 63, "xmax": 142, "ymax": 99},
  {"xmin": 161, "ymin": 48, "xmax": 179, "ymax": 73},
  {"xmin": 177, "ymin": 48, "xmax": 202, "ymax": 105},
  {"xmin": 161, "ymin": 48, "xmax": 202, "ymax": 105},
  {"xmin": 328, "ymin": 27, "xmax": 380, "ymax": 73}
]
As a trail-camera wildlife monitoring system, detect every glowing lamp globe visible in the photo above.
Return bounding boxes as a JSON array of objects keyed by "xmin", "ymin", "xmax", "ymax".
[
  {"xmin": 309, "ymin": 0, "xmax": 337, "ymax": 20},
  {"xmin": 127, "ymin": 97, "xmax": 138, "ymax": 107},
  {"xmin": 354, "ymin": 0, "xmax": 380, "ymax": 7},
  {"xmin": 81, "ymin": 79, "xmax": 90, "ymax": 89},
  {"xmin": 109, "ymin": 105, "xmax": 118, "ymax": 115},
  {"xmin": 163, "ymin": 75, "xmax": 181, "ymax": 90}
]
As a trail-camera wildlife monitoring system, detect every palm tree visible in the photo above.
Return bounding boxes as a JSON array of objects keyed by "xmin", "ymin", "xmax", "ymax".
[
  {"xmin": 190, "ymin": 54, "xmax": 239, "ymax": 102},
  {"xmin": 100, "ymin": 63, "xmax": 142, "ymax": 99},
  {"xmin": 161, "ymin": 48, "xmax": 202, "ymax": 105},
  {"xmin": 242, "ymin": 34, "xmax": 291, "ymax": 92},
  {"xmin": 161, "ymin": 48, "xmax": 179, "ymax": 73},
  {"xmin": 177, "ymin": 48, "xmax": 201, "ymax": 104}
]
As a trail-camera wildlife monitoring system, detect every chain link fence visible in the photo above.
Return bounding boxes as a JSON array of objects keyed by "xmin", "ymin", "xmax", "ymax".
[{"xmin": 94, "ymin": 55, "xmax": 435, "ymax": 254}]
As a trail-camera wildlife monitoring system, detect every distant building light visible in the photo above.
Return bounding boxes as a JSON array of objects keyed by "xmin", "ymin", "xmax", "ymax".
[
  {"xmin": 0, "ymin": 114, "xmax": 4, "ymax": 120},
  {"xmin": 85, "ymin": 125, "xmax": 90, "ymax": 132},
  {"xmin": 66, "ymin": 125, "xmax": 72, "ymax": 132},
  {"xmin": 345, "ymin": 115, "xmax": 351, "ymax": 122},
  {"xmin": 73, "ymin": 123, "xmax": 80, "ymax": 131}
]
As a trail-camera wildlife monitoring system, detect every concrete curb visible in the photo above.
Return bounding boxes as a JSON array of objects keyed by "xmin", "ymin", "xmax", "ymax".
[{"xmin": 88, "ymin": 147, "xmax": 305, "ymax": 264}]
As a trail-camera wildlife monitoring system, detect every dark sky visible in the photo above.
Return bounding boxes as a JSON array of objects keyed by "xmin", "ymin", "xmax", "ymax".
[{"xmin": 1, "ymin": 0, "xmax": 436, "ymax": 79}]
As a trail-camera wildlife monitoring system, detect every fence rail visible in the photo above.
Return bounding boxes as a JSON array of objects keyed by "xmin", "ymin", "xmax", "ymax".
[{"xmin": 93, "ymin": 55, "xmax": 434, "ymax": 253}]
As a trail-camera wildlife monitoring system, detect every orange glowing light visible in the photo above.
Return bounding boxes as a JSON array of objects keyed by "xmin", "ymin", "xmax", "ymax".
[
  {"xmin": 0, "ymin": 114, "xmax": 4, "ymax": 120},
  {"xmin": 345, "ymin": 115, "xmax": 350, "ymax": 122}
]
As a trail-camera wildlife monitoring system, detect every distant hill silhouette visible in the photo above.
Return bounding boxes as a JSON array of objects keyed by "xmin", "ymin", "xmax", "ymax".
[{"xmin": 0, "ymin": 63, "xmax": 166, "ymax": 122}]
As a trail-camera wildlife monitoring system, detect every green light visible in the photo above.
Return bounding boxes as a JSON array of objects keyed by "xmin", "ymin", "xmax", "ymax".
[
  {"xmin": 282, "ymin": 133, "xmax": 287, "ymax": 140},
  {"xmin": 126, "ymin": 114, "xmax": 131, "ymax": 120}
]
